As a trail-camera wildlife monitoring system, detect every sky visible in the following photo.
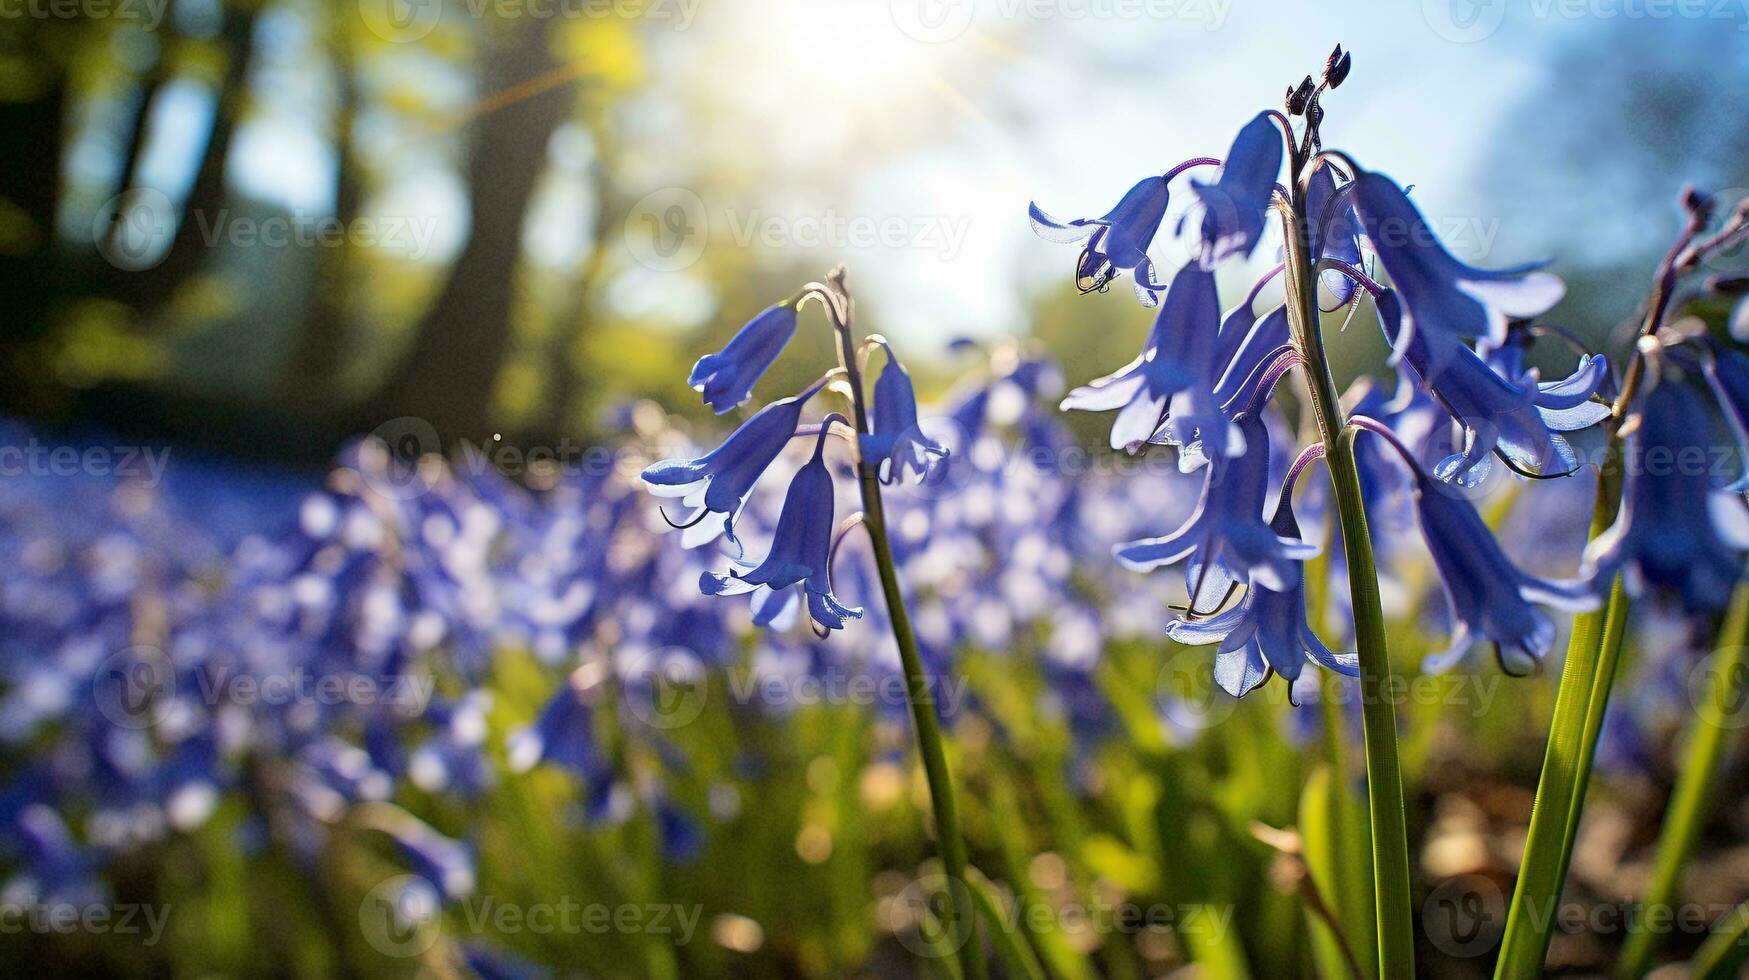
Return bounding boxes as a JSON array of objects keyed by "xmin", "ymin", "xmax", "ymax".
[
  {"xmin": 615, "ymin": 0, "xmax": 1622, "ymax": 343},
  {"xmin": 130, "ymin": 0, "xmax": 1749, "ymax": 346}
]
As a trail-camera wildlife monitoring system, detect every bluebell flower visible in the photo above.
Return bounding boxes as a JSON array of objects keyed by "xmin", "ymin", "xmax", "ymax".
[
  {"xmin": 862, "ymin": 343, "xmax": 949, "ymax": 485},
  {"xmin": 642, "ymin": 377, "xmax": 826, "ymax": 549},
  {"xmin": 507, "ymin": 665, "xmax": 610, "ymax": 784},
  {"xmin": 1343, "ymin": 371, "xmax": 1433, "ymax": 540},
  {"xmin": 10, "ymin": 804, "xmax": 103, "ymax": 907},
  {"xmin": 656, "ymin": 799, "xmax": 703, "ymax": 864},
  {"xmin": 1305, "ymin": 165, "xmax": 1362, "ymax": 306},
  {"xmin": 1030, "ymin": 175, "xmax": 1171, "ymax": 305},
  {"xmin": 1191, "ymin": 112, "xmax": 1284, "ymax": 267},
  {"xmin": 1584, "ymin": 378, "xmax": 1749, "ymax": 614},
  {"xmin": 1352, "ymin": 419, "xmax": 1599, "ymax": 674},
  {"xmin": 1377, "ymin": 290, "xmax": 1610, "ymax": 484},
  {"xmin": 702, "ymin": 422, "xmax": 863, "ymax": 632},
  {"xmin": 688, "ymin": 302, "xmax": 799, "ymax": 414},
  {"xmin": 1349, "ymin": 170, "xmax": 1565, "ymax": 352},
  {"xmin": 1698, "ymin": 337, "xmax": 1749, "ymax": 491},
  {"xmin": 1212, "ymin": 304, "xmax": 1290, "ymax": 410},
  {"xmin": 384, "ymin": 810, "xmax": 475, "ymax": 901},
  {"xmin": 1152, "ymin": 300, "xmax": 1284, "ymax": 469},
  {"xmin": 1116, "ymin": 415, "xmax": 1315, "ymax": 596},
  {"xmin": 1165, "ymin": 489, "xmax": 1356, "ymax": 699},
  {"xmin": 462, "ymin": 942, "xmax": 553, "ymax": 980},
  {"xmin": 1061, "ymin": 264, "xmax": 1239, "ymax": 457}
]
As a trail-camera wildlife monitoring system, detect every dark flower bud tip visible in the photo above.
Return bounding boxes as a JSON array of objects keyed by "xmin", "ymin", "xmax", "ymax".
[
  {"xmin": 1287, "ymin": 75, "xmax": 1315, "ymax": 114},
  {"xmin": 1682, "ymin": 185, "xmax": 1714, "ymax": 221},
  {"xmin": 1708, "ymin": 273, "xmax": 1749, "ymax": 296},
  {"xmin": 1326, "ymin": 51, "xmax": 1352, "ymax": 89}
]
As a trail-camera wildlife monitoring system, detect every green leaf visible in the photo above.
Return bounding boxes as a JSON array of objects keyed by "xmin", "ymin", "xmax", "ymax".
[
  {"xmin": 1495, "ymin": 455, "xmax": 1630, "ymax": 978},
  {"xmin": 966, "ymin": 876, "xmax": 1048, "ymax": 980}
]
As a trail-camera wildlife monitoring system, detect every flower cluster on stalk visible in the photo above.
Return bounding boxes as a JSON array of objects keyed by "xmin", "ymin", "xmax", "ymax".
[
  {"xmin": 1033, "ymin": 45, "xmax": 1627, "ymax": 691},
  {"xmin": 641, "ymin": 270, "xmax": 951, "ymax": 635}
]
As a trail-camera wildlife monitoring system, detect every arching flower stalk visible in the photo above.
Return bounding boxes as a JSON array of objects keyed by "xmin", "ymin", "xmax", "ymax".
[
  {"xmin": 641, "ymin": 268, "xmax": 985, "ymax": 980},
  {"xmin": 1031, "ymin": 45, "xmax": 1613, "ymax": 979},
  {"xmin": 1501, "ymin": 188, "xmax": 1749, "ymax": 980}
]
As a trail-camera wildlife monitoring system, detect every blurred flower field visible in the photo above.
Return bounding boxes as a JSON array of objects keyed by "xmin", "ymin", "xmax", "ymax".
[
  {"xmin": 5, "ymin": 3, "xmax": 1749, "ymax": 978},
  {"xmin": 1, "ymin": 331, "xmax": 1741, "ymax": 977}
]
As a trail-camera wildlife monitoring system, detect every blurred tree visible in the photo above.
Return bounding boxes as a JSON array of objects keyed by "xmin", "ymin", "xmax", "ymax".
[
  {"xmin": 281, "ymin": 3, "xmax": 359, "ymax": 403},
  {"xmin": 0, "ymin": 16, "xmax": 80, "ymax": 413},
  {"xmin": 1480, "ymin": 21, "xmax": 1749, "ymax": 350},
  {"xmin": 362, "ymin": 16, "xmax": 568, "ymax": 443}
]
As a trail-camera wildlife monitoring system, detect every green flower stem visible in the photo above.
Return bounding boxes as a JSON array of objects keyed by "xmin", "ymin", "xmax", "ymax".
[
  {"xmin": 1691, "ymin": 899, "xmax": 1749, "ymax": 980},
  {"xmin": 1493, "ymin": 444, "xmax": 1630, "ymax": 978},
  {"xmin": 819, "ymin": 270, "xmax": 987, "ymax": 980},
  {"xmin": 1278, "ymin": 185, "xmax": 1415, "ymax": 979},
  {"xmin": 1615, "ymin": 570, "xmax": 1749, "ymax": 978}
]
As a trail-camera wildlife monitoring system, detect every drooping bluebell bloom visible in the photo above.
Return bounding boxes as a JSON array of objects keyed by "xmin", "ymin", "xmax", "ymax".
[
  {"xmin": 1305, "ymin": 165, "xmax": 1362, "ymax": 306},
  {"xmin": 688, "ymin": 302, "xmax": 800, "ymax": 414},
  {"xmin": 10, "ymin": 804, "xmax": 104, "ymax": 907},
  {"xmin": 1061, "ymin": 264, "xmax": 1238, "ymax": 457},
  {"xmin": 1355, "ymin": 420, "xmax": 1599, "ymax": 674},
  {"xmin": 862, "ymin": 343, "xmax": 949, "ymax": 485},
  {"xmin": 1191, "ymin": 112, "xmax": 1284, "ymax": 267},
  {"xmin": 1165, "ymin": 488, "xmax": 1357, "ymax": 699},
  {"xmin": 1212, "ymin": 304, "xmax": 1290, "ymax": 409},
  {"xmin": 656, "ymin": 798, "xmax": 703, "ymax": 864},
  {"xmin": 1030, "ymin": 175, "xmax": 1171, "ymax": 306},
  {"xmin": 1343, "ymin": 371, "xmax": 1435, "ymax": 542},
  {"xmin": 507, "ymin": 665, "xmax": 610, "ymax": 784},
  {"xmin": 1377, "ymin": 290, "xmax": 1610, "ymax": 484},
  {"xmin": 1698, "ymin": 337, "xmax": 1749, "ymax": 492},
  {"xmin": 462, "ymin": 942, "xmax": 554, "ymax": 980},
  {"xmin": 384, "ymin": 810, "xmax": 475, "ymax": 902},
  {"xmin": 1159, "ymin": 303, "xmax": 1294, "ymax": 469},
  {"xmin": 1116, "ymin": 415, "xmax": 1315, "ymax": 595},
  {"xmin": 702, "ymin": 424, "xmax": 863, "ymax": 632},
  {"xmin": 642, "ymin": 377, "xmax": 827, "ymax": 550},
  {"xmin": 1349, "ymin": 170, "xmax": 1565, "ymax": 353},
  {"xmin": 1584, "ymin": 377, "xmax": 1749, "ymax": 614}
]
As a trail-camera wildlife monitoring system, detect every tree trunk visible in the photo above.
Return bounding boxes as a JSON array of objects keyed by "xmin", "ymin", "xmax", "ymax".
[
  {"xmin": 282, "ymin": 16, "xmax": 361, "ymax": 402},
  {"xmin": 361, "ymin": 18, "xmax": 569, "ymax": 444},
  {"xmin": 110, "ymin": 0, "xmax": 259, "ymax": 313},
  {"xmin": 0, "ymin": 33, "xmax": 72, "ymax": 415}
]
